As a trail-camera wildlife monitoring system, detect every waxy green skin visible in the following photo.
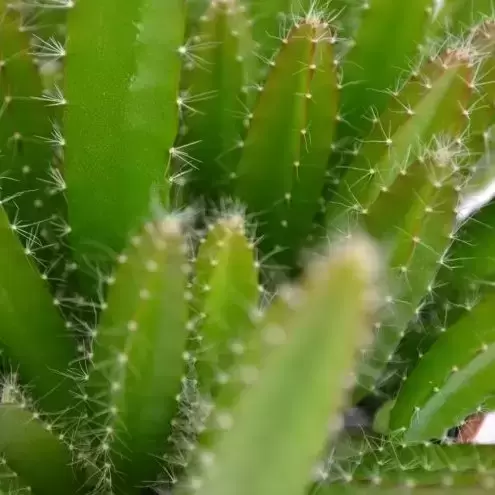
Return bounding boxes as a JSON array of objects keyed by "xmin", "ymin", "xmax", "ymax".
[
  {"xmin": 1, "ymin": 1, "xmax": 495, "ymax": 495},
  {"xmin": 0, "ymin": 4, "xmax": 78, "ymax": 415},
  {"xmin": 235, "ymin": 21, "xmax": 338, "ymax": 267},
  {"xmin": 182, "ymin": 0, "xmax": 255, "ymax": 203},
  {"xmin": 64, "ymin": 0, "xmax": 184, "ymax": 259},
  {"xmin": 191, "ymin": 216, "xmax": 259, "ymax": 398},
  {"xmin": 0, "ymin": 2, "xmax": 64, "ymax": 266},
  {"xmin": 86, "ymin": 217, "xmax": 189, "ymax": 494}
]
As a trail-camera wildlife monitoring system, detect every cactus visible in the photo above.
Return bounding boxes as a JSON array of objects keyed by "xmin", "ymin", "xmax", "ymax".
[
  {"xmin": 0, "ymin": 404, "xmax": 80, "ymax": 495},
  {"xmin": 390, "ymin": 294, "xmax": 495, "ymax": 442},
  {"xmin": 2, "ymin": 0, "xmax": 495, "ymax": 494},
  {"xmin": 0, "ymin": 1, "xmax": 64, "ymax": 269},
  {"xmin": 180, "ymin": 0, "xmax": 255, "ymax": 202},
  {"xmin": 235, "ymin": 16, "xmax": 339, "ymax": 268},
  {"xmin": 191, "ymin": 214, "xmax": 259, "ymax": 397},
  {"xmin": 186, "ymin": 234, "xmax": 380, "ymax": 495},
  {"xmin": 64, "ymin": 0, "xmax": 185, "ymax": 258},
  {"xmin": 85, "ymin": 214, "xmax": 189, "ymax": 493}
]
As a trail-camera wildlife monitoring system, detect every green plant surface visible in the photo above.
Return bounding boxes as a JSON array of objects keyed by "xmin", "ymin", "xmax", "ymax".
[
  {"xmin": 390, "ymin": 295, "xmax": 495, "ymax": 442},
  {"xmin": 352, "ymin": 154, "xmax": 460, "ymax": 397},
  {"xmin": 235, "ymin": 18, "xmax": 338, "ymax": 266},
  {"xmin": 436, "ymin": 17, "xmax": 495, "ymax": 303},
  {"xmin": 326, "ymin": 47, "xmax": 476, "ymax": 398},
  {"xmin": 318, "ymin": 489, "xmax": 495, "ymax": 495},
  {"xmin": 192, "ymin": 214, "xmax": 259, "ymax": 396},
  {"xmin": 337, "ymin": 0, "xmax": 431, "ymax": 138},
  {"xmin": 0, "ymin": 460, "xmax": 31, "ymax": 494},
  {"xmin": 188, "ymin": 234, "xmax": 379, "ymax": 495},
  {"xmin": 0, "ymin": 201, "xmax": 76, "ymax": 415},
  {"xmin": 323, "ymin": 443, "xmax": 495, "ymax": 487},
  {"xmin": 326, "ymin": 51, "xmax": 472, "ymax": 226},
  {"xmin": 434, "ymin": 196, "xmax": 495, "ymax": 309},
  {"xmin": 353, "ymin": 442, "xmax": 495, "ymax": 473},
  {"xmin": 395, "ymin": 192, "xmax": 495, "ymax": 378},
  {"xmin": 182, "ymin": 0, "xmax": 255, "ymax": 202},
  {"xmin": 15, "ymin": 0, "xmax": 68, "ymax": 41},
  {"xmin": 0, "ymin": 404, "xmax": 79, "ymax": 495},
  {"xmin": 64, "ymin": 0, "xmax": 185, "ymax": 259},
  {"xmin": 3, "ymin": 1, "xmax": 495, "ymax": 494},
  {"xmin": 439, "ymin": 0, "xmax": 495, "ymax": 34},
  {"xmin": 86, "ymin": 214, "xmax": 189, "ymax": 493},
  {"xmin": 459, "ymin": 21, "xmax": 495, "ymax": 174},
  {"xmin": 247, "ymin": 0, "xmax": 307, "ymax": 59},
  {"xmin": 0, "ymin": 2, "xmax": 59, "ymax": 238}
]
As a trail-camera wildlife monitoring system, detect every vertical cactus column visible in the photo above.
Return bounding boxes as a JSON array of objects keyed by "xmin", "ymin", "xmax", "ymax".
[
  {"xmin": 64, "ymin": 0, "xmax": 185, "ymax": 260},
  {"xmin": 248, "ymin": 0, "xmax": 296, "ymax": 59},
  {"xmin": 0, "ymin": 404, "xmax": 80, "ymax": 495},
  {"xmin": 191, "ymin": 213, "xmax": 260, "ymax": 397},
  {"xmin": 86, "ymin": 214, "xmax": 189, "ymax": 494},
  {"xmin": 0, "ymin": 2, "xmax": 78, "ymax": 415},
  {"xmin": 327, "ymin": 49, "xmax": 473, "ymax": 227},
  {"xmin": 390, "ymin": 295, "xmax": 495, "ymax": 442},
  {"xmin": 0, "ymin": 2, "xmax": 60, "ymax": 248},
  {"xmin": 437, "ymin": 0, "xmax": 495, "ymax": 34},
  {"xmin": 182, "ymin": 0, "xmax": 255, "ymax": 203},
  {"xmin": 188, "ymin": 234, "xmax": 380, "ymax": 495},
  {"xmin": 337, "ymin": 0, "xmax": 431, "ymax": 138},
  {"xmin": 235, "ymin": 15, "xmax": 339, "ymax": 267},
  {"xmin": 0, "ymin": 200, "xmax": 78, "ymax": 414}
]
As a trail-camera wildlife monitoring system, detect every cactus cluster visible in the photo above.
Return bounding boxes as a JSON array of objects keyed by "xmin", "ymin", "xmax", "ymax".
[{"xmin": 1, "ymin": 0, "xmax": 495, "ymax": 494}]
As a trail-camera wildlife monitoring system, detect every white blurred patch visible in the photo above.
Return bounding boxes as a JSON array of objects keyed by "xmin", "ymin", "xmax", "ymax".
[
  {"xmin": 459, "ymin": 180, "xmax": 495, "ymax": 220},
  {"xmin": 473, "ymin": 413, "xmax": 495, "ymax": 444}
]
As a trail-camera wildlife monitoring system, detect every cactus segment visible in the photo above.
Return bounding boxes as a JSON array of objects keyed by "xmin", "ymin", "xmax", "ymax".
[
  {"xmin": 190, "ymin": 234, "xmax": 379, "ymax": 495},
  {"xmin": 318, "ymin": 488, "xmax": 495, "ymax": 495},
  {"xmin": 322, "ymin": 0, "xmax": 364, "ymax": 38},
  {"xmin": 3, "ymin": 1, "xmax": 495, "ymax": 493},
  {"xmin": 64, "ymin": 0, "xmax": 185, "ymax": 259},
  {"xmin": 322, "ymin": 444, "xmax": 495, "ymax": 492},
  {"xmin": 87, "ymin": 215, "xmax": 188, "ymax": 493},
  {"xmin": 247, "ymin": 1, "xmax": 324, "ymax": 59},
  {"xmin": 338, "ymin": 0, "xmax": 431, "ymax": 138},
  {"xmin": 125, "ymin": 0, "xmax": 185, "ymax": 211},
  {"xmin": 351, "ymin": 155, "xmax": 459, "ymax": 398},
  {"xmin": 284, "ymin": 27, "xmax": 340, "ymax": 260},
  {"xmin": 0, "ymin": 404, "xmax": 79, "ymax": 495},
  {"xmin": 439, "ymin": 0, "xmax": 495, "ymax": 35},
  {"xmin": 15, "ymin": 0, "xmax": 68, "ymax": 41},
  {"xmin": 390, "ymin": 295, "xmax": 495, "ymax": 442},
  {"xmin": 186, "ymin": 0, "xmax": 208, "ymax": 29},
  {"xmin": 433, "ymin": 197, "xmax": 495, "ymax": 312},
  {"xmin": 182, "ymin": 0, "xmax": 255, "ymax": 202},
  {"xmin": 248, "ymin": 0, "xmax": 296, "ymax": 59},
  {"xmin": 327, "ymin": 53, "xmax": 472, "ymax": 227},
  {"xmin": 387, "ymin": 22, "xmax": 495, "ymax": 335},
  {"xmin": 474, "ymin": 21, "xmax": 495, "ymax": 105},
  {"xmin": 235, "ymin": 20, "xmax": 338, "ymax": 266},
  {"xmin": 0, "ymin": 2, "xmax": 58, "ymax": 232},
  {"xmin": 0, "ymin": 460, "xmax": 31, "ymax": 494},
  {"xmin": 0, "ymin": 203, "xmax": 77, "ymax": 414},
  {"xmin": 453, "ymin": 20, "xmax": 495, "ymax": 178},
  {"xmin": 192, "ymin": 214, "xmax": 259, "ymax": 397}
]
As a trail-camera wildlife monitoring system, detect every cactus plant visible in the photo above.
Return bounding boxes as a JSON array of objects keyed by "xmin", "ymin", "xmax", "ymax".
[{"xmin": 2, "ymin": 0, "xmax": 495, "ymax": 494}]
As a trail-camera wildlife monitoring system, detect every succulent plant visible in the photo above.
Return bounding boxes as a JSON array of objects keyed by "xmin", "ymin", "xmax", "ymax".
[{"xmin": 2, "ymin": 0, "xmax": 495, "ymax": 494}]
